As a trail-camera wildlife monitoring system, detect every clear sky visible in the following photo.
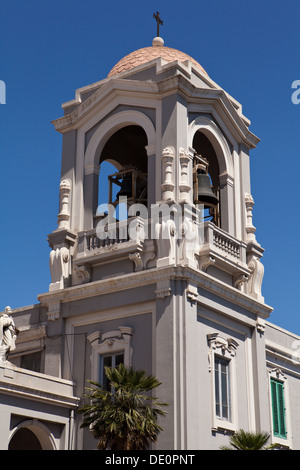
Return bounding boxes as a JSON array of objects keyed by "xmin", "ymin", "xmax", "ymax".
[{"xmin": 1, "ymin": 0, "xmax": 299, "ymax": 334}]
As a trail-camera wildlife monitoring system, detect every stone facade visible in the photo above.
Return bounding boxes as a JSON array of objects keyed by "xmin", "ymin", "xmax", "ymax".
[{"xmin": 1, "ymin": 38, "xmax": 300, "ymax": 450}]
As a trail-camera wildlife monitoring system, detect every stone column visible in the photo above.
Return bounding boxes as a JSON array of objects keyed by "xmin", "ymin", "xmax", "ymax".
[
  {"xmin": 251, "ymin": 318, "xmax": 270, "ymax": 432},
  {"xmin": 57, "ymin": 180, "xmax": 71, "ymax": 230},
  {"xmin": 179, "ymin": 148, "xmax": 193, "ymax": 204},
  {"xmin": 245, "ymin": 193, "xmax": 256, "ymax": 242},
  {"xmin": 161, "ymin": 147, "xmax": 175, "ymax": 201}
]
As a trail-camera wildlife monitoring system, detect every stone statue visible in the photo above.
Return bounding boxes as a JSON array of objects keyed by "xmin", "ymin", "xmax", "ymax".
[{"xmin": 0, "ymin": 307, "xmax": 18, "ymax": 362}]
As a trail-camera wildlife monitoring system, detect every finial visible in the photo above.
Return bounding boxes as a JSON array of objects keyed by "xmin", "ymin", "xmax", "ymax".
[
  {"xmin": 152, "ymin": 37, "xmax": 164, "ymax": 47},
  {"xmin": 153, "ymin": 11, "xmax": 163, "ymax": 37}
]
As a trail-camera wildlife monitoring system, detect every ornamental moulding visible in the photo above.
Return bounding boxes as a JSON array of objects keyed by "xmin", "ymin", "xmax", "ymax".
[
  {"xmin": 38, "ymin": 265, "xmax": 273, "ymax": 319},
  {"xmin": 207, "ymin": 332, "xmax": 239, "ymax": 356},
  {"xmin": 51, "ymin": 70, "xmax": 258, "ymax": 149},
  {"xmin": 207, "ymin": 333, "xmax": 239, "ymax": 372}
]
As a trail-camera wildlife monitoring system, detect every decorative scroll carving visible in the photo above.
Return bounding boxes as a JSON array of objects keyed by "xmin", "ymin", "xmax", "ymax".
[
  {"xmin": 207, "ymin": 333, "xmax": 239, "ymax": 371},
  {"xmin": 269, "ymin": 367, "xmax": 286, "ymax": 380},
  {"xmin": 74, "ymin": 264, "xmax": 91, "ymax": 283},
  {"xmin": 233, "ymin": 273, "xmax": 248, "ymax": 291},
  {"xmin": 129, "ymin": 252, "xmax": 143, "ymax": 271},
  {"xmin": 155, "ymin": 218, "xmax": 176, "ymax": 268},
  {"xmin": 247, "ymin": 254, "xmax": 264, "ymax": 302},
  {"xmin": 179, "ymin": 218, "xmax": 200, "ymax": 269},
  {"xmin": 198, "ymin": 254, "xmax": 215, "ymax": 272},
  {"xmin": 49, "ymin": 247, "xmax": 70, "ymax": 291}
]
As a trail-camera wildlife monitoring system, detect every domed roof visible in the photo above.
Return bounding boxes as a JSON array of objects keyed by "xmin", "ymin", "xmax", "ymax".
[{"xmin": 108, "ymin": 37, "xmax": 207, "ymax": 77}]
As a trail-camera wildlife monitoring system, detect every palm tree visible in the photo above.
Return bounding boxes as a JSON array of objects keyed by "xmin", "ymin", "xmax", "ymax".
[
  {"xmin": 220, "ymin": 429, "xmax": 278, "ymax": 450},
  {"xmin": 78, "ymin": 364, "xmax": 168, "ymax": 450}
]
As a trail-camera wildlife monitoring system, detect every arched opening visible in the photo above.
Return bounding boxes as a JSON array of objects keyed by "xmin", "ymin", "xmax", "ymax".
[
  {"xmin": 8, "ymin": 420, "xmax": 56, "ymax": 450},
  {"xmin": 97, "ymin": 125, "xmax": 148, "ymax": 221},
  {"xmin": 192, "ymin": 131, "xmax": 221, "ymax": 227},
  {"xmin": 9, "ymin": 427, "xmax": 43, "ymax": 450}
]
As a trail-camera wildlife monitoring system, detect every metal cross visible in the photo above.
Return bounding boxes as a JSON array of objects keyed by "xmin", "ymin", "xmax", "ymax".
[{"xmin": 153, "ymin": 11, "xmax": 163, "ymax": 37}]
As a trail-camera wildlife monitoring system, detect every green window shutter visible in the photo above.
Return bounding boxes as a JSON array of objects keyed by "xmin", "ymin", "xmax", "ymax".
[
  {"xmin": 271, "ymin": 378, "xmax": 287, "ymax": 439},
  {"xmin": 271, "ymin": 379, "xmax": 279, "ymax": 435},
  {"xmin": 277, "ymin": 381, "xmax": 286, "ymax": 438}
]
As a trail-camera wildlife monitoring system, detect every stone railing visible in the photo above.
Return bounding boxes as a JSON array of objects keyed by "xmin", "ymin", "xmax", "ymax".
[
  {"xmin": 75, "ymin": 217, "xmax": 247, "ymax": 277},
  {"xmin": 76, "ymin": 217, "xmax": 147, "ymax": 258},
  {"xmin": 200, "ymin": 222, "xmax": 247, "ymax": 267}
]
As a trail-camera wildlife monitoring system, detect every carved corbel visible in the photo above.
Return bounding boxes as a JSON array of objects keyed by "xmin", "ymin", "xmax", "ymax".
[
  {"xmin": 47, "ymin": 300, "xmax": 61, "ymax": 322},
  {"xmin": 198, "ymin": 255, "xmax": 215, "ymax": 272},
  {"xmin": 233, "ymin": 273, "xmax": 248, "ymax": 291},
  {"xmin": 247, "ymin": 254, "xmax": 264, "ymax": 302},
  {"xmin": 155, "ymin": 279, "xmax": 171, "ymax": 299},
  {"xmin": 129, "ymin": 252, "xmax": 143, "ymax": 271},
  {"xmin": 256, "ymin": 317, "xmax": 265, "ymax": 335},
  {"xmin": 155, "ymin": 218, "xmax": 176, "ymax": 268},
  {"xmin": 207, "ymin": 333, "xmax": 239, "ymax": 371},
  {"xmin": 179, "ymin": 218, "xmax": 200, "ymax": 268},
  {"xmin": 129, "ymin": 248, "xmax": 156, "ymax": 272},
  {"xmin": 186, "ymin": 282, "xmax": 198, "ymax": 303},
  {"xmin": 49, "ymin": 247, "xmax": 70, "ymax": 291},
  {"xmin": 142, "ymin": 242, "xmax": 156, "ymax": 269},
  {"xmin": 74, "ymin": 264, "xmax": 91, "ymax": 283}
]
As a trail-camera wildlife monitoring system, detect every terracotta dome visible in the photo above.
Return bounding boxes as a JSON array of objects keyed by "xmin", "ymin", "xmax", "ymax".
[{"xmin": 108, "ymin": 37, "xmax": 207, "ymax": 77}]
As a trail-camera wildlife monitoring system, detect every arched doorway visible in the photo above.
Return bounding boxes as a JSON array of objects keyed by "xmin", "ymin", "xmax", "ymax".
[
  {"xmin": 9, "ymin": 427, "xmax": 42, "ymax": 450},
  {"xmin": 8, "ymin": 420, "xmax": 56, "ymax": 450}
]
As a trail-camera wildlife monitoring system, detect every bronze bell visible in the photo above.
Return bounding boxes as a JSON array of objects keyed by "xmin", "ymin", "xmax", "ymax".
[
  {"xmin": 196, "ymin": 170, "xmax": 219, "ymax": 207},
  {"xmin": 116, "ymin": 173, "xmax": 132, "ymax": 199}
]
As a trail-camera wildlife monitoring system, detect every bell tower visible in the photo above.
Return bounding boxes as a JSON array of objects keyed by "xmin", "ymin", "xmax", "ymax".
[{"xmin": 42, "ymin": 31, "xmax": 273, "ymax": 449}]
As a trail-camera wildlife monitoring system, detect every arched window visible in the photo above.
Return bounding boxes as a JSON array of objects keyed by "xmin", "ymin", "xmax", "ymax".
[
  {"xmin": 98, "ymin": 125, "xmax": 148, "ymax": 217},
  {"xmin": 192, "ymin": 131, "xmax": 221, "ymax": 227}
]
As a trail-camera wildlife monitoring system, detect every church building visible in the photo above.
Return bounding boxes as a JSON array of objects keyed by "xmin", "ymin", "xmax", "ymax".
[{"xmin": 1, "ymin": 25, "xmax": 300, "ymax": 450}]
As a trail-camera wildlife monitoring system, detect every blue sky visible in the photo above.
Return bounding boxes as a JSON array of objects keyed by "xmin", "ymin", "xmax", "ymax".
[{"xmin": 0, "ymin": 0, "xmax": 299, "ymax": 334}]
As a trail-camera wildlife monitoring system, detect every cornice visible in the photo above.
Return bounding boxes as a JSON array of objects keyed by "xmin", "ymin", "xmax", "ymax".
[
  {"xmin": 38, "ymin": 264, "xmax": 272, "ymax": 319},
  {"xmin": 0, "ymin": 363, "xmax": 79, "ymax": 408},
  {"xmin": 51, "ymin": 67, "xmax": 259, "ymax": 149},
  {"xmin": 51, "ymin": 79, "xmax": 159, "ymax": 134}
]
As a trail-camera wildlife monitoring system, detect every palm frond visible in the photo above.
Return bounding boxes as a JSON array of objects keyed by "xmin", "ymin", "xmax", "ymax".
[{"xmin": 78, "ymin": 364, "xmax": 168, "ymax": 450}]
